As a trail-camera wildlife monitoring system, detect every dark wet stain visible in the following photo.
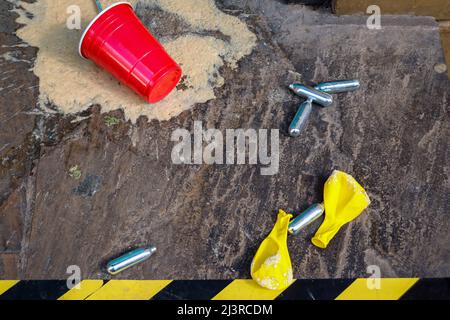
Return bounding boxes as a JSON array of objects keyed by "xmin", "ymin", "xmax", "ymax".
[{"xmin": 73, "ymin": 175, "xmax": 103, "ymax": 198}]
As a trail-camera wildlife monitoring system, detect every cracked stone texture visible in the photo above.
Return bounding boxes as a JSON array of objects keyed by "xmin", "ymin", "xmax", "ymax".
[{"xmin": 0, "ymin": 0, "xmax": 449, "ymax": 279}]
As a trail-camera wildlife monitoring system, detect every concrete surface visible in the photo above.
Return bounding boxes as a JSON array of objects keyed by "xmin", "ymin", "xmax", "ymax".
[{"xmin": 0, "ymin": 0, "xmax": 449, "ymax": 279}]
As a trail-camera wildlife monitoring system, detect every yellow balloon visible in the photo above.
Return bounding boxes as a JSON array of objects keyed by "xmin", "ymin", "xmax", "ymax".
[
  {"xmin": 251, "ymin": 209, "xmax": 294, "ymax": 290},
  {"xmin": 312, "ymin": 170, "xmax": 371, "ymax": 249}
]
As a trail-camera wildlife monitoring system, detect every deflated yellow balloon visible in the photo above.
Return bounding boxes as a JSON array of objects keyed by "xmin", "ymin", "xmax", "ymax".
[
  {"xmin": 312, "ymin": 170, "xmax": 371, "ymax": 249},
  {"xmin": 251, "ymin": 210, "xmax": 294, "ymax": 290}
]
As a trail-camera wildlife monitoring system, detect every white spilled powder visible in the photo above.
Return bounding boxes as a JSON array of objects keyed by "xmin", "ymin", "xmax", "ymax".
[
  {"xmin": 328, "ymin": 170, "xmax": 371, "ymax": 204},
  {"xmin": 12, "ymin": 0, "xmax": 257, "ymax": 122},
  {"xmin": 254, "ymin": 252, "xmax": 293, "ymax": 290},
  {"xmin": 257, "ymin": 277, "xmax": 280, "ymax": 291},
  {"xmin": 255, "ymin": 267, "xmax": 293, "ymax": 290},
  {"xmin": 285, "ymin": 268, "xmax": 293, "ymax": 284},
  {"xmin": 328, "ymin": 170, "xmax": 340, "ymax": 184},
  {"xmin": 262, "ymin": 252, "xmax": 282, "ymax": 268},
  {"xmin": 344, "ymin": 173, "xmax": 371, "ymax": 204}
]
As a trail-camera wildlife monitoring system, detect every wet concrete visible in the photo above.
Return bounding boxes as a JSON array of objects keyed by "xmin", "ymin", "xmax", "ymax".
[{"xmin": 0, "ymin": 0, "xmax": 449, "ymax": 279}]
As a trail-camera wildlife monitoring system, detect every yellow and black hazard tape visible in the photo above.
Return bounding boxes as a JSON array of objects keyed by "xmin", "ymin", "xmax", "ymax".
[{"xmin": 0, "ymin": 278, "xmax": 448, "ymax": 300}]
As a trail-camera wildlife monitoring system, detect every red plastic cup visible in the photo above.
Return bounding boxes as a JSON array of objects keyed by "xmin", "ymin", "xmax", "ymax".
[{"xmin": 79, "ymin": 2, "xmax": 182, "ymax": 103}]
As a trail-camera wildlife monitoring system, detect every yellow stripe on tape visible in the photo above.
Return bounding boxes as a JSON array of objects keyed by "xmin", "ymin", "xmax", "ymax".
[
  {"xmin": 58, "ymin": 280, "xmax": 105, "ymax": 300},
  {"xmin": 212, "ymin": 279, "xmax": 293, "ymax": 300},
  {"xmin": 0, "ymin": 280, "xmax": 19, "ymax": 295},
  {"xmin": 336, "ymin": 278, "xmax": 419, "ymax": 300},
  {"xmin": 86, "ymin": 280, "xmax": 172, "ymax": 300}
]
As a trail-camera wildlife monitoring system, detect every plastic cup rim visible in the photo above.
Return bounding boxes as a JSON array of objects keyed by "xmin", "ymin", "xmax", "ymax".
[{"xmin": 78, "ymin": 1, "xmax": 133, "ymax": 59}]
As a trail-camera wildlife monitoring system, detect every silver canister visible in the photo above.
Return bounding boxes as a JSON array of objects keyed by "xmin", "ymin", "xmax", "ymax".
[
  {"xmin": 314, "ymin": 80, "xmax": 360, "ymax": 94},
  {"xmin": 288, "ymin": 84, "xmax": 333, "ymax": 107},
  {"xmin": 288, "ymin": 203, "xmax": 324, "ymax": 235},
  {"xmin": 107, "ymin": 246, "xmax": 156, "ymax": 275},
  {"xmin": 289, "ymin": 98, "xmax": 313, "ymax": 137}
]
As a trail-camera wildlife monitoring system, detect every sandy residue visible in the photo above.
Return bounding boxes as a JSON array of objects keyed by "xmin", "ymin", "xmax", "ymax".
[{"xmin": 12, "ymin": 0, "xmax": 256, "ymax": 122}]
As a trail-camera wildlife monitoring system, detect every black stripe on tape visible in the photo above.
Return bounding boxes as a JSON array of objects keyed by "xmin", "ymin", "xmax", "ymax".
[
  {"xmin": 0, "ymin": 280, "xmax": 69, "ymax": 300},
  {"xmin": 276, "ymin": 279, "xmax": 354, "ymax": 300},
  {"xmin": 152, "ymin": 280, "xmax": 232, "ymax": 300},
  {"xmin": 401, "ymin": 278, "xmax": 450, "ymax": 300}
]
